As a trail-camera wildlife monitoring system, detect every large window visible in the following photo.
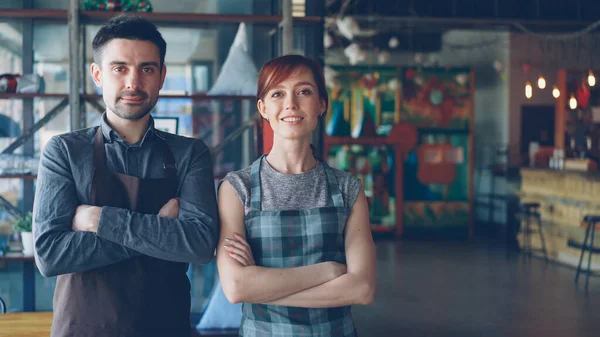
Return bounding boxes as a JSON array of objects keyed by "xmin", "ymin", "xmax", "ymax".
[
  {"xmin": 33, "ymin": 24, "xmax": 69, "ymax": 154},
  {"xmin": 0, "ymin": 20, "xmax": 23, "ymax": 217}
]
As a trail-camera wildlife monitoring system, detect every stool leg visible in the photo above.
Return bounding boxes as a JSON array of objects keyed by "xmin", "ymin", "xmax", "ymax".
[
  {"xmin": 519, "ymin": 214, "xmax": 527, "ymax": 261},
  {"xmin": 536, "ymin": 214, "xmax": 549, "ymax": 263},
  {"xmin": 526, "ymin": 214, "xmax": 532, "ymax": 258},
  {"xmin": 576, "ymin": 222, "xmax": 592, "ymax": 284},
  {"xmin": 586, "ymin": 223, "xmax": 596, "ymax": 292}
]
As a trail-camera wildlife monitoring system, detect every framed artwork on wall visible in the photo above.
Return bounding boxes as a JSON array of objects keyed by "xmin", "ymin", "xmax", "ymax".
[{"xmin": 154, "ymin": 116, "xmax": 179, "ymax": 135}]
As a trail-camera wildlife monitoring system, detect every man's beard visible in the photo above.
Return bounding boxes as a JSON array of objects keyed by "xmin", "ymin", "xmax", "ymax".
[{"xmin": 110, "ymin": 90, "xmax": 156, "ymax": 121}]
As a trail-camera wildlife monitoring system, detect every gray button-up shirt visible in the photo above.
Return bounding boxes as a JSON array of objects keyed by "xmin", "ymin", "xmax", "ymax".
[{"xmin": 33, "ymin": 114, "xmax": 219, "ymax": 277}]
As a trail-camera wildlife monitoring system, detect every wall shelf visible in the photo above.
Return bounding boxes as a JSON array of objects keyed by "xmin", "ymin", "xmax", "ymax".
[
  {"xmin": 0, "ymin": 255, "xmax": 35, "ymax": 262},
  {"xmin": 0, "ymin": 93, "xmax": 255, "ymax": 100},
  {"xmin": 0, "ymin": 175, "xmax": 37, "ymax": 180},
  {"xmin": 82, "ymin": 94, "xmax": 256, "ymax": 100},
  {"xmin": 0, "ymin": 93, "xmax": 68, "ymax": 99},
  {"xmin": 81, "ymin": 11, "xmax": 322, "ymax": 25},
  {"xmin": 0, "ymin": 9, "xmax": 66, "ymax": 20},
  {"xmin": 0, "ymin": 8, "xmax": 321, "ymax": 26}
]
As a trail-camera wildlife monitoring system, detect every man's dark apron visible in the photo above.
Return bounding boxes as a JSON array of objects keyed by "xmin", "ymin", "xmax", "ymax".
[{"xmin": 51, "ymin": 126, "xmax": 190, "ymax": 337}]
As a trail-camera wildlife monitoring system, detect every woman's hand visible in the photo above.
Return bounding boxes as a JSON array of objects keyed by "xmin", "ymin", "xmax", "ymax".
[{"xmin": 223, "ymin": 232, "xmax": 256, "ymax": 266}]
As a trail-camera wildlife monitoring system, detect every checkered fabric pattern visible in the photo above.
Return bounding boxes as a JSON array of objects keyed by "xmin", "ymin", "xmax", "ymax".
[{"xmin": 239, "ymin": 156, "xmax": 358, "ymax": 337}]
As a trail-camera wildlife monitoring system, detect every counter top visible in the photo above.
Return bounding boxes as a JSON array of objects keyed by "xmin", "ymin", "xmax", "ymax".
[{"xmin": 521, "ymin": 167, "xmax": 600, "ymax": 179}]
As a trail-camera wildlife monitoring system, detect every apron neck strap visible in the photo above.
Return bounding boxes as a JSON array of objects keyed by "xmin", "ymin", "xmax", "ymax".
[
  {"xmin": 249, "ymin": 155, "xmax": 345, "ymax": 211},
  {"xmin": 321, "ymin": 159, "xmax": 345, "ymax": 208},
  {"xmin": 249, "ymin": 155, "xmax": 264, "ymax": 211},
  {"xmin": 93, "ymin": 126, "xmax": 107, "ymax": 169},
  {"xmin": 155, "ymin": 131, "xmax": 177, "ymax": 179}
]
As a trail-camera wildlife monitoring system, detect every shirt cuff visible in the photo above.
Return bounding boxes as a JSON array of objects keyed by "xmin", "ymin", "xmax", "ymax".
[{"xmin": 96, "ymin": 206, "xmax": 129, "ymax": 244}]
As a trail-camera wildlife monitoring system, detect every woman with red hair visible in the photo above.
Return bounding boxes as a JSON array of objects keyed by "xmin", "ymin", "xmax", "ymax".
[{"xmin": 216, "ymin": 54, "xmax": 376, "ymax": 336}]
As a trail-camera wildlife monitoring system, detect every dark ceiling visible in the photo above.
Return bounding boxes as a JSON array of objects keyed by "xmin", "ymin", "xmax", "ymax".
[
  {"xmin": 324, "ymin": 0, "xmax": 600, "ymax": 53},
  {"xmin": 327, "ymin": 0, "xmax": 600, "ymax": 22}
]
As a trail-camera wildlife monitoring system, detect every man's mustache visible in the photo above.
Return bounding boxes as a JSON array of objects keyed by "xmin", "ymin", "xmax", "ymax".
[{"xmin": 117, "ymin": 90, "xmax": 148, "ymax": 100}]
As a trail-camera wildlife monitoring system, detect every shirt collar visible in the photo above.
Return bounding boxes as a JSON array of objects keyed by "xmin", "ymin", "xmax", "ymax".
[{"xmin": 101, "ymin": 112, "xmax": 157, "ymax": 146}]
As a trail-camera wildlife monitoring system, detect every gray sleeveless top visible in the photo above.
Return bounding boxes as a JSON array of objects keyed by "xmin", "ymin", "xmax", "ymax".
[{"xmin": 224, "ymin": 157, "xmax": 361, "ymax": 214}]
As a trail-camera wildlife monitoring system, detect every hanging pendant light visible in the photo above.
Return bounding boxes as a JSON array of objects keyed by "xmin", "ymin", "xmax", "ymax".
[
  {"xmin": 537, "ymin": 75, "xmax": 546, "ymax": 89},
  {"xmin": 588, "ymin": 70, "xmax": 596, "ymax": 87},
  {"xmin": 525, "ymin": 81, "xmax": 533, "ymax": 99},
  {"xmin": 569, "ymin": 93, "xmax": 578, "ymax": 110},
  {"xmin": 552, "ymin": 85, "xmax": 560, "ymax": 98}
]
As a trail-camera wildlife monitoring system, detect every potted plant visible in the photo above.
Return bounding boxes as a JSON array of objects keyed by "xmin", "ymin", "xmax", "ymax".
[{"xmin": 12, "ymin": 212, "xmax": 33, "ymax": 256}]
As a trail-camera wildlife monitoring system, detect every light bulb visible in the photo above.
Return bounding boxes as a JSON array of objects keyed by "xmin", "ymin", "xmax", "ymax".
[
  {"xmin": 569, "ymin": 94, "xmax": 578, "ymax": 110},
  {"xmin": 537, "ymin": 76, "xmax": 546, "ymax": 89},
  {"xmin": 552, "ymin": 85, "xmax": 560, "ymax": 98},
  {"xmin": 525, "ymin": 81, "xmax": 532, "ymax": 99},
  {"xmin": 588, "ymin": 70, "xmax": 596, "ymax": 87}
]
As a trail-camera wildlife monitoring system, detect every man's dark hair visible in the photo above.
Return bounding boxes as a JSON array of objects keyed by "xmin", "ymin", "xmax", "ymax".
[{"xmin": 92, "ymin": 15, "xmax": 166, "ymax": 68}]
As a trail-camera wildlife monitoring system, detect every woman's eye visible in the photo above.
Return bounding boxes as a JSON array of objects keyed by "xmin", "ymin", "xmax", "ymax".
[
  {"xmin": 299, "ymin": 89, "xmax": 312, "ymax": 95},
  {"xmin": 271, "ymin": 92, "xmax": 282, "ymax": 98}
]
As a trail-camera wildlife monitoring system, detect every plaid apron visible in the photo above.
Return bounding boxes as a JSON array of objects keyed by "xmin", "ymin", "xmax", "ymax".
[{"xmin": 240, "ymin": 156, "xmax": 358, "ymax": 337}]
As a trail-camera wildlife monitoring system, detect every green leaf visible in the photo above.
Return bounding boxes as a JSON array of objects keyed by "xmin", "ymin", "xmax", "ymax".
[{"xmin": 12, "ymin": 212, "xmax": 33, "ymax": 233}]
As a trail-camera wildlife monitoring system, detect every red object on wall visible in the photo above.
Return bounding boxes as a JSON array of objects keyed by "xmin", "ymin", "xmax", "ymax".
[
  {"xmin": 0, "ymin": 74, "xmax": 20, "ymax": 93},
  {"xmin": 416, "ymin": 143, "xmax": 457, "ymax": 185},
  {"xmin": 576, "ymin": 85, "xmax": 590, "ymax": 110},
  {"xmin": 262, "ymin": 119, "xmax": 274, "ymax": 154},
  {"xmin": 387, "ymin": 122, "xmax": 418, "ymax": 152}
]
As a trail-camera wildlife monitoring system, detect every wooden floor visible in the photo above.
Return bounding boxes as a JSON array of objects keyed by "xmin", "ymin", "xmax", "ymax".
[
  {"xmin": 3, "ymin": 238, "xmax": 599, "ymax": 337},
  {"xmin": 352, "ymin": 238, "xmax": 600, "ymax": 337}
]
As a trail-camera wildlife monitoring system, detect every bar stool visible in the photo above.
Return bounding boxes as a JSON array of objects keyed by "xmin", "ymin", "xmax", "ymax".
[
  {"xmin": 575, "ymin": 215, "xmax": 600, "ymax": 291},
  {"xmin": 519, "ymin": 202, "xmax": 549, "ymax": 263}
]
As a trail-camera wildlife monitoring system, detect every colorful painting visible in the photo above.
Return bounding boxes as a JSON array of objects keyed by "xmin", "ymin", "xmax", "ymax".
[
  {"xmin": 400, "ymin": 67, "xmax": 472, "ymax": 129},
  {"xmin": 326, "ymin": 66, "xmax": 400, "ymax": 137},
  {"xmin": 404, "ymin": 202, "xmax": 469, "ymax": 227},
  {"xmin": 326, "ymin": 144, "xmax": 396, "ymax": 228},
  {"xmin": 403, "ymin": 132, "xmax": 470, "ymax": 229},
  {"xmin": 404, "ymin": 132, "xmax": 469, "ymax": 202}
]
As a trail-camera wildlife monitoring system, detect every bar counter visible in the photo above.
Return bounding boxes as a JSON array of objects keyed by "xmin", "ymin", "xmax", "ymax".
[{"xmin": 518, "ymin": 168, "xmax": 600, "ymax": 269}]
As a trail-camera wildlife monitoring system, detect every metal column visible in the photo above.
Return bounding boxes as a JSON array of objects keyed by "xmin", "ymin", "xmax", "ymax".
[
  {"xmin": 21, "ymin": 0, "xmax": 34, "ymax": 212},
  {"xmin": 306, "ymin": 0, "xmax": 325, "ymax": 158},
  {"xmin": 281, "ymin": 0, "xmax": 293, "ymax": 55},
  {"xmin": 69, "ymin": 0, "xmax": 82, "ymax": 131}
]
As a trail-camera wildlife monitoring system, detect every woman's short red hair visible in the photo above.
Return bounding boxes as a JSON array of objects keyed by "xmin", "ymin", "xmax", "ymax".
[{"xmin": 256, "ymin": 54, "xmax": 329, "ymax": 112}]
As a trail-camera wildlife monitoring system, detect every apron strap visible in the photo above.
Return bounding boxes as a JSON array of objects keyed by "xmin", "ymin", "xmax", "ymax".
[
  {"xmin": 249, "ymin": 155, "xmax": 264, "ymax": 211},
  {"xmin": 90, "ymin": 126, "xmax": 107, "ymax": 206},
  {"xmin": 248, "ymin": 155, "xmax": 345, "ymax": 211},
  {"xmin": 321, "ymin": 159, "xmax": 345, "ymax": 208},
  {"xmin": 155, "ymin": 131, "xmax": 177, "ymax": 179},
  {"xmin": 93, "ymin": 126, "xmax": 107, "ymax": 169}
]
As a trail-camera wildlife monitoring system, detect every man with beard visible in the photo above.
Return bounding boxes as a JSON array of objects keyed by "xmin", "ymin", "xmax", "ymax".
[{"xmin": 32, "ymin": 15, "xmax": 219, "ymax": 337}]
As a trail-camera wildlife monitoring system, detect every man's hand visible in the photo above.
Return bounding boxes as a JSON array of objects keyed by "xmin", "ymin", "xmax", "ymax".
[
  {"xmin": 72, "ymin": 205, "xmax": 102, "ymax": 233},
  {"xmin": 158, "ymin": 198, "xmax": 179, "ymax": 219}
]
